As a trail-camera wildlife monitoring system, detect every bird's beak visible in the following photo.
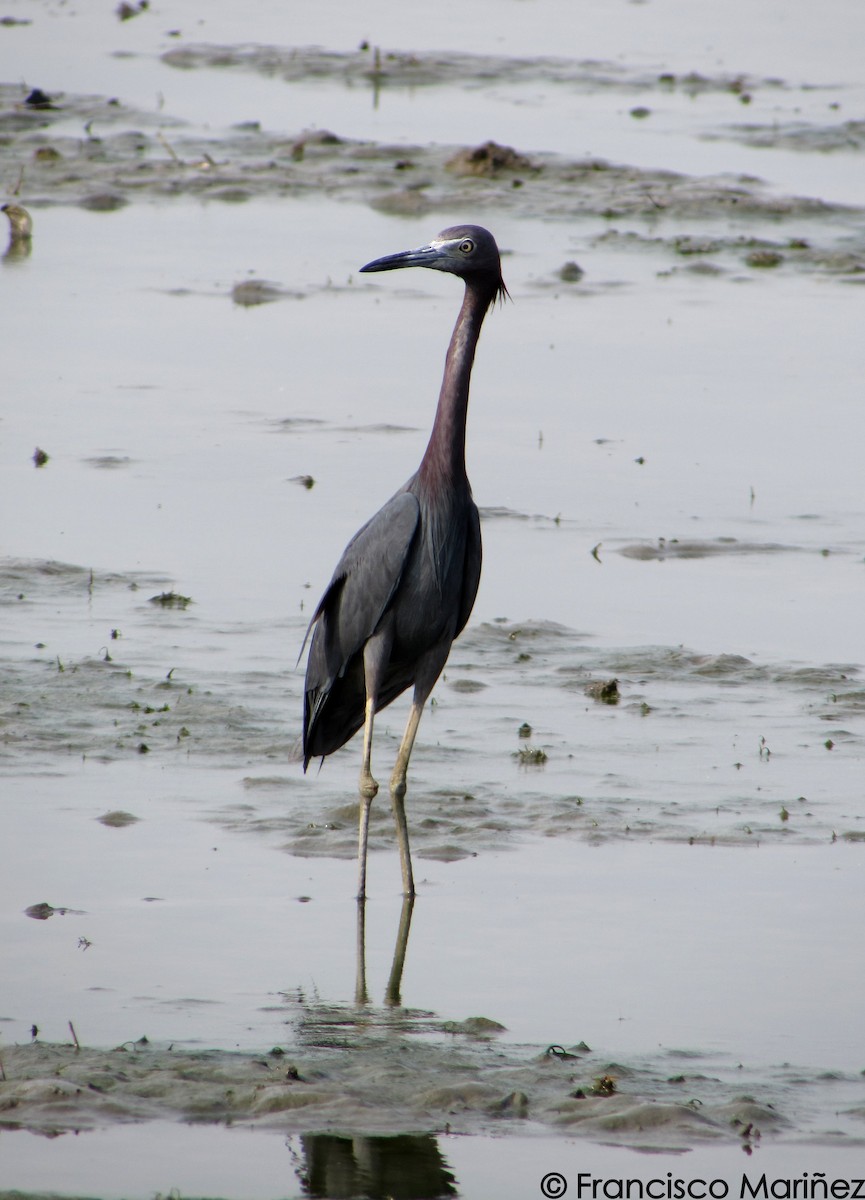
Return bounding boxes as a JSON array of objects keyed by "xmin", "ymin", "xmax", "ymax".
[{"xmin": 359, "ymin": 242, "xmax": 444, "ymax": 274}]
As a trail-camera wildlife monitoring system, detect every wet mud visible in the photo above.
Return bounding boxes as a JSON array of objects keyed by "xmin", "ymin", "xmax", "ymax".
[
  {"xmin": 158, "ymin": 43, "xmax": 787, "ymax": 99},
  {"xmin": 2, "ymin": 1026, "xmax": 857, "ymax": 1149},
  {"xmin": 3, "ymin": 560, "xmax": 862, "ymax": 855},
  {"xmin": 2, "ymin": 59, "xmax": 864, "ymax": 276},
  {"xmin": 3, "ymin": 554, "xmax": 863, "ymax": 1158}
]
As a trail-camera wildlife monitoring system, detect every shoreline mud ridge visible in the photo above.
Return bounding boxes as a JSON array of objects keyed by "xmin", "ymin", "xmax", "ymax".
[
  {"xmin": 1, "ymin": 77, "xmax": 863, "ymax": 277},
  {"xmin": 0, "ymin": 1026, "xmax": 851, "ymax": 1149}
]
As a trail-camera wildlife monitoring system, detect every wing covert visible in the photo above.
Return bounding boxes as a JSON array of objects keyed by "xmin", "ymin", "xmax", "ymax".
[{"xmin": 306, "ymin": 491, "xmax": 420, "ymax": 686}]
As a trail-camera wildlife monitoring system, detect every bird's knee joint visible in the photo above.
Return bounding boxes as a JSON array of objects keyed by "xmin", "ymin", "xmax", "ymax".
[{"xmin": 359, "ymin": 773, "xmax": 379, "ymax": 800}]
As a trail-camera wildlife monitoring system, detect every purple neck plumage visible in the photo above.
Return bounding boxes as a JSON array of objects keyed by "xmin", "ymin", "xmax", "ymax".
[{"xmin": 418, "ymin": 279, "xmax": 495, "ymax": 490}]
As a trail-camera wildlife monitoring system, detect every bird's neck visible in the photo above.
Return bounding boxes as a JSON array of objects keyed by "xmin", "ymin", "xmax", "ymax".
[{"xmin": 418, "ymin": 282, "xmax": 491, "ymax": 489}]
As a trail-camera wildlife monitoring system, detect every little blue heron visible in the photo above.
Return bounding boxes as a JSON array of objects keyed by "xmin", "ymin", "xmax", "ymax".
[{"xmin": 302, "ymin": 225, "xmax": 507, "ymax": 899}]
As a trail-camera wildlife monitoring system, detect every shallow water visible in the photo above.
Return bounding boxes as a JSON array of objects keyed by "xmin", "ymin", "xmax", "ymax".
[
  {"xmin": 2, "ymin": 1, "xmax": 865, "ymax": 1197},
  {"xmin": 4, "ymin": 1127, "xmax": 865, "ymax": 1200}
]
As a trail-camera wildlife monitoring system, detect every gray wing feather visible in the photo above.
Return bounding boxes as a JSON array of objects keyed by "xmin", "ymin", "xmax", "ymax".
[
  {"xmin": 305, "ymin": 491, "xmax": 420, "ymax": 689},
  {"xmin": 455, "ymin": 502, "xmax": 482, "ymax": 637}
]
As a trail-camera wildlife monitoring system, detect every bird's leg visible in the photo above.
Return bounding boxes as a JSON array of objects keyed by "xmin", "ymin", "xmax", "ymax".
[
  {"xmin": 355, "ymin": 897, "xmax": 369, "ymax": 1007},
  {"xmin": 359, "ymin": 695, "xmax": 379, "ymax": 800},
  {"xmin": 357, "ymin": 695, "xmax": 379, "ymax": 899},
  {"xmin": 389, "ymin": 699, "xmax": 424, "ymax": 899},
  {"xmin": 357, "ymin": 794, "xmax": 372, "ymax": 900}
]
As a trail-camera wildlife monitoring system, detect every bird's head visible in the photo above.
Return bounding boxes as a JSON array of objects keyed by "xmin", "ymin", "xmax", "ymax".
[{"xmin": 360, "ymin": 225, "xmax": 508, "ymax": 307}]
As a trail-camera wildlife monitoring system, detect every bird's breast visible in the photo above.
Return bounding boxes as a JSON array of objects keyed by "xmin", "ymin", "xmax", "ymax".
[{"xmin": 390, "ymin": 492, "xmax": 475, "ymax": 650}]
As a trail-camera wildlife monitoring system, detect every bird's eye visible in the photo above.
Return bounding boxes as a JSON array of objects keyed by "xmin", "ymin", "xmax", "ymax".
[{"xmin": 459, "ymin": 239, "xmax": 474, "ymax": 254}]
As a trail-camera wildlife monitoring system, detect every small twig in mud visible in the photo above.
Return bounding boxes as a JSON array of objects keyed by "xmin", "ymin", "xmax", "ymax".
[
  {"xmin": 157, "ymin": 130, "xmax": 181, "ymax": 164},
  {"xmin": 68, "ymin": 1020, "xmax": 80, "ymax": 1051}
]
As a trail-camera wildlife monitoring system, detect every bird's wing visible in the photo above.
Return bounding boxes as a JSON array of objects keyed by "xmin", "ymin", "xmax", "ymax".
[
  {"xmin": 303, "ymin": 491, "xmax": 421, "ymax": 683},
  {"xmin": 455, "ymin": 501, "xmax": 482, "ymax": 637}
]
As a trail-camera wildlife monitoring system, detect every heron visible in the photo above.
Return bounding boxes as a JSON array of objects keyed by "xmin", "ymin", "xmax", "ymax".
[{"xmin": 302, "ymin": 225, "xmax": 507, "ymax": 899}]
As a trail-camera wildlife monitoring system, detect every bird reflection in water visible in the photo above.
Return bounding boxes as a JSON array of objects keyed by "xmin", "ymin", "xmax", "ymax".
[
  {"xmin": 294, "ymin": 1130, "xmax": 457, "ymax": 1199},
  {"xmin": 355, "ymin": 895, "xmax": 415, "ymax": 1009},
  {"xmin": 302, "ymin": 226, "xmax": 507, "ymax": 900},
  {"xmin": 285, "ymin": 899, "xmax": 456, "ymax": 1198}
]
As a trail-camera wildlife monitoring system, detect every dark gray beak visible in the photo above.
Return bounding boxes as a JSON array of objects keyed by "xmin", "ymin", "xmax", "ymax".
[{"xmin": 359, "ymin": 242, "xmax": 444, "ymax": 274}]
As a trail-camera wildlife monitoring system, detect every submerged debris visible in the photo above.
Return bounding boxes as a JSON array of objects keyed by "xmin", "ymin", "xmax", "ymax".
[
  {"xmin": 231, "ymin": 278, "xmax": 283, "ymax": 306},
  {"xmin": 79, "ymin": 192, "xmax": 128, "ymax": 212},
  {"xmin": 2, "ymin": 201, "xmax": 32, "ymax": 239},
  {"xmin": 585, "ymin": 678, "xmax": 620, "ymax": 704},
  {"xmin": 148, "ymin": 590, "xmax": 192, "ymax": 608},
  {"xmin": 445, "ymin": 140, "xmax": 536, "ymax": 178},
  {"xmin": 97, "ymin": 810, "xmax": 140, "ymax": 827},
  {"xmin": 515, "ymin": 745, "xmax": 547, "ymax": 766},
  {"xmin": 24, "ymin": 87, "xmax": 55, "ymax": 109},
  {"xmin": 2, "ymin": 202, "xmax": 33, "ymax": 261},
  {"xmin": 590, "ymin": 1073, "xmax": 618, "ymax": 1096},
  {"xmin": 441, "ymin": 1016, "xmax": 507, "ymax": 1038},
  {"xmin": 746, "ymin": 248, "xmax": 784, "ymax": 268},
  {"xmin": 558, "ymin": 260, "xmax": 584, "ymax": 282},
  {"xmin": 24, "ymin": 902, "xmax": 80, "ymax": 920},
  {"xmin": 116, "ymin": 0, "xmax": 148, "ymax": 19}
]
